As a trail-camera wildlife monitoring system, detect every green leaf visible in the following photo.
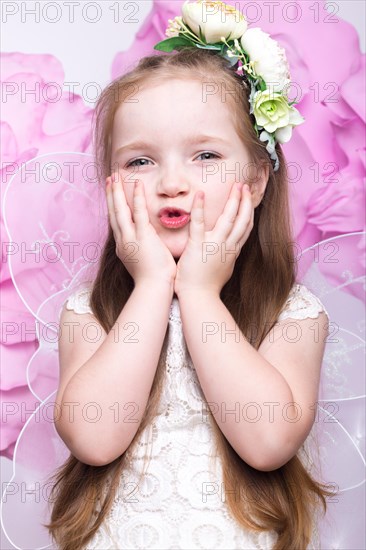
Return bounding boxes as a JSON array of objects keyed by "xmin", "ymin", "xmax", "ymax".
[
  {"xmin": 198, "ymin": 25, "xmax": 205, "ymax": 43},
  {"xmin": 259, "ymin": 80, "xmax": 267, "ymax": 92},
  {"xmin": 154, "ymin": 36, "xmax": 193, "ymax": 52},
  {"xmin": 195, "ymin": 43, "xmax": 221, "ymax": 51}
]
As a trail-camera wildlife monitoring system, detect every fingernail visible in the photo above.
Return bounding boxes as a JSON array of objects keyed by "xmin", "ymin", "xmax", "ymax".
[
  {"xmin": 237, "ymin": 182, "xmax": 243, "ymax": 191},
  {"xmin": 111, "ymin": 173, "xmax": 116, "ymax": 183}
]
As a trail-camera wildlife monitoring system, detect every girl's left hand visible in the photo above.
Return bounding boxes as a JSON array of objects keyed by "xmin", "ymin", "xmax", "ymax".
[{"xmin": 174, "ymin": 181, "xmax": 254, "ymax": 296}]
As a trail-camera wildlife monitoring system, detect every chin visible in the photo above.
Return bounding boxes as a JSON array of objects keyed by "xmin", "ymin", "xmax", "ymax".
[{"xmin": 160, "ymin": 233, "xmax": 187, "ymax": 260}]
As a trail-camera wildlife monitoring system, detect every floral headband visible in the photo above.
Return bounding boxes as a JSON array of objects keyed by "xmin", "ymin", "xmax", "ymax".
[{"xmin": 154, "ymin": 0, "xmax": 305, "ymax": 172}]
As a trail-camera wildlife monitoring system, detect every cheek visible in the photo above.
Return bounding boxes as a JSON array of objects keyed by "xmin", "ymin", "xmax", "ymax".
[{"xmin": 207, "ymin": 191, "xmax": 229, "ymax": 219}]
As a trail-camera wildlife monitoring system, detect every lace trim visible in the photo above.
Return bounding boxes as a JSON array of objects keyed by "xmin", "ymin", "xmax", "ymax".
[
  {"xmin": 65, "ymin": 285, "xmax": 93, "ymax": 315},
  {"xmin": 277, "ymin": 283, "xmax": 330, "ymax": 322}
]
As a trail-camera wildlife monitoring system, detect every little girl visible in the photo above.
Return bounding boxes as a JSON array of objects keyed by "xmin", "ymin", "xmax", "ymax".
[{"xmin": 47, "ymin": 4, "xmax": 333, "ymax": 549}]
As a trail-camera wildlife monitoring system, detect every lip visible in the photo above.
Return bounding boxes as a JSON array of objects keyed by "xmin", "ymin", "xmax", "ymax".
[{"xmin": 158, "ymin": 206, "xmax": 191, "ymax": 229}]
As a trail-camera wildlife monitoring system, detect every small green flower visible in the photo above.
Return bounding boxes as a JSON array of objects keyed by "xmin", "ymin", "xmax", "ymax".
[{"xmin": 252, "ymin": 90, "xmax": 290, "ymax": 134}]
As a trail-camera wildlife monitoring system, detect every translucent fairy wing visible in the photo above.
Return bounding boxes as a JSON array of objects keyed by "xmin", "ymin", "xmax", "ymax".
[
  {"xmin": 1, "ymin": 153, "xmax": 107, "ymax": 549},
  {"xmin": 1, "ymin": 395, "xmax": 70, "ymax": 550},
  {"xmin": 1, "ymin": 285, "xmax": 93, "ymax": 550},
  {"xmin": 2, "ymin": 152, "xmax": 107, "ymax": 322},
  {"xmin": 295, "ymin": 232, "xmax": 366, "ymax": 549},
  {"xmin": 26, "ymin": 275, "xmax": 95, "ymax": 404},
  {"xmin": 2, "ymin": 152, "xmax": 107, "ymax": 425}
]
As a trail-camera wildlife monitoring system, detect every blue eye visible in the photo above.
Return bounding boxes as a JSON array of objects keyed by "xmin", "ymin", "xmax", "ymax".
[
  {"xmin": 126, "ymin": 158, "xmax": 153, "ymax": 167},
  {"xmin": 197, "ymin": 152, "xmax": 220, "ymax": 161}
]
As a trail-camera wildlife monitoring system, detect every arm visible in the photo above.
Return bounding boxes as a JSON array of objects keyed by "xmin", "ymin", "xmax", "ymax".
[
  {"xmin": 55, "ymin": 281, "xmax": 173, "ymax": 466},
  {"xmin": 177, "ymin": 289, "xmax": 329, "ymax": 471}
]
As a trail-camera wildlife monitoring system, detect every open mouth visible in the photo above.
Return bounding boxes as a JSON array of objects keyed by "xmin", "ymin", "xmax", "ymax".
[
  {"xmin": 159, "ymin": 210, "xmax": 190, "ymax": 229},
  {"xmin": 167, "ymin": 211, "xmax": 182, "ymax": 217}
]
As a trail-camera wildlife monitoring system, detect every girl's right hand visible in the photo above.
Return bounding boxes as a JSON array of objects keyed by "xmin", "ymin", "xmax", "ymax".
[{"xmin": 106, "ymin": 171, "xmax": 177, "ymax": 288}]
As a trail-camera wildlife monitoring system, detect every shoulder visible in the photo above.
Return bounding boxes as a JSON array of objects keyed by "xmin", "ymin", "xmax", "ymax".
[
  {"xmin": 58, "ymin": 282, "xmax": 106, "ymax": 349},
  {"xmin": 277, "ymin": 283, "xmax": 330, "ymax": 323},
  {"xmin": 63, "ymin": 282, "xmax": 94, "ymax": 316}
]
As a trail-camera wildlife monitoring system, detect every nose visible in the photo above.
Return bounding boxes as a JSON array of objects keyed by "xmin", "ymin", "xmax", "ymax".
[{"xmin": 156, "ymin": 161, "xmax": 190, "ymax": 197}]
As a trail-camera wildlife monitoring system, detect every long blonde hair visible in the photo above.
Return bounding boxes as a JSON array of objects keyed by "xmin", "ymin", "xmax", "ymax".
[{"xmin": 45, "ymin": 48, "xmax": 335, "ymax": 549}]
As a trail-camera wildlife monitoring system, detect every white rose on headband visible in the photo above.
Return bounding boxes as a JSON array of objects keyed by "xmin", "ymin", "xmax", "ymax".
[
  {"xmin": 241, "ymin": 28, "xmax": 291, "ymax": 93},
  {"xmin": 182, "ymin": 0, "xmax": 247, "ymax": 44},
  {"xmin": 274, "ymin": 106, "xmax": 305, "ymax": 143}
]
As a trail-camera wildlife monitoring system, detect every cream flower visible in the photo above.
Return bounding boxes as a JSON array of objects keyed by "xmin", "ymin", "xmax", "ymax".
[
  {"xmin": 182, "ymin": 0, "xmax": 247, "ymax": 44},
  {"xmin": 166, "ymin": 16, "xmax": 184, "ymax": 38},
  {"xmin": 252, "ymin": 90, "xmax": 291, "ymax": 133},
  {"xmin": 241, "ymin": 27, "xmax": 291, "ymax": 93},
  {"xmin": 274, "ymin": 106, "xmax": 305, "ymax": 143}
]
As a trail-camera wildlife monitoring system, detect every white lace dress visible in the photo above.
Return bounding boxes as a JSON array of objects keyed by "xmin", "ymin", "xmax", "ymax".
[{"xmin": 65, "ymin": 283, "xmax": 329, "ymax": 550}]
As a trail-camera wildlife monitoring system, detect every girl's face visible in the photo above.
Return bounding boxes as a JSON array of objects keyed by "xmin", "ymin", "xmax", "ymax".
[{"xmin": 111, "ymin": 78, "xmax": 266, "ymax": 259}]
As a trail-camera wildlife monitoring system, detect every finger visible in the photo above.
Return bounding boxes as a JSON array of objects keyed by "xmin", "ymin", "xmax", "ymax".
[
  {"xmin": 189, "ymin": 190, "xmax": 205, "ymax": 242},
  {"xmin": 106, "ymin": 176, "xmax": 122, "ymax": 240},
  {"xmin": 111, "ymin": 171, "xmax": 135, "ymax": 242},
  {"xmin": 212, "ymin": 181, "xmax": 243, "ymax": 240},
  {"xmin": 132, "ymin": 180, "xmax": 151, "ymax": 240},
  {"xmin": 227, "ymin": 184, "xmax": 254, "ymax": 247}
]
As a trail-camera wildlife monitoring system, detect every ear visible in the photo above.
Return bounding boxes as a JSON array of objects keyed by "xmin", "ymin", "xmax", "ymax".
[{"xmin": 248, "ymin": 160, "xmax": 270, "ymax": 208}]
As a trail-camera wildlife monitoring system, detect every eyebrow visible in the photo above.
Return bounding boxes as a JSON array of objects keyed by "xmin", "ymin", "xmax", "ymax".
[{"xmin": 114, "ymin": 135, "xmax": 229, "ymax": 156}]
